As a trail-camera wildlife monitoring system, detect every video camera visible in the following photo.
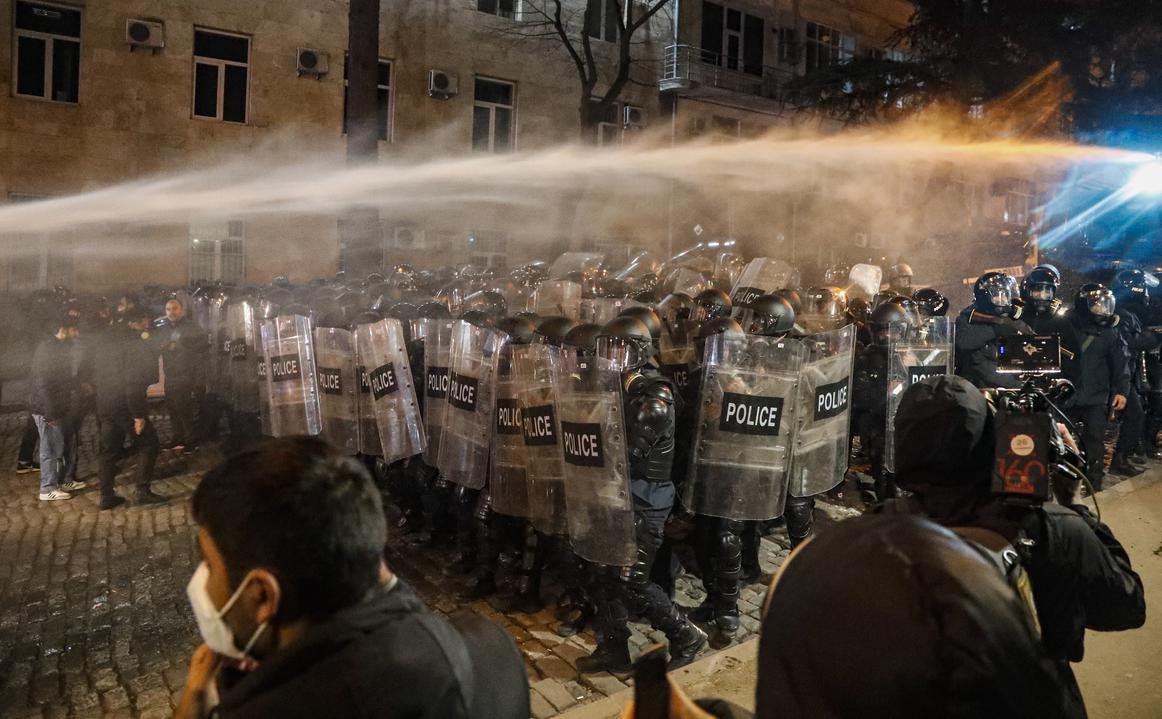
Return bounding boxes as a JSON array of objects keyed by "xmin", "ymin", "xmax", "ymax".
[{"xmin": 989, "ymin": 335, "xmax": 1088, "ymax": 504}]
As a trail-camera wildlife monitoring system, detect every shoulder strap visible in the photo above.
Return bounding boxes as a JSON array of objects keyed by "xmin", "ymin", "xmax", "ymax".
[
  {"xmin": 414, "ymin": 613, "xmax": 475, "ymax": 715},
  {"xmin": 447, "ymin": 613, "xmax": 530, "ymax": 719},
  {"xmin": 952, "ymin": 525, "xmax": 1042, "ymax": 638}
]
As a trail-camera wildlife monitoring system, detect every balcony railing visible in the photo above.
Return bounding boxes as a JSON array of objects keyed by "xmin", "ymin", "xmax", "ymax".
[{"xmin": 660, "ymin": 44, "xmax": 791, "ymax": 102}]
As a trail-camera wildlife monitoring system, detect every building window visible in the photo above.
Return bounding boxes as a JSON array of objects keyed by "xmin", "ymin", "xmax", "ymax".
[
  {"xmin": 343, "ymin": 58, "xmax": 393, "ymax": 142},
  {"xmin": 1005, "ymin": 182, "xmax": 1032, "ymax": 227},
  {"xmin": 477, "ymin": 0, "xmax": 515, "ymax": 18},
  {"xmin": 596, "ymin": 100, "xmax": 621, "ymax": 146},
  {"xmin": 805, "ymin": 22, "xmax": 855, "ymax": 73},
  {"xmin": 4, "ymin": 193, "xmax": 73, "ymax": 292},
  {"xmin": 466, "ymin": 231, "xmax": 509, "ymax": 269},
  {"xmin": 13, "ymin": 1, "xmax": 81, "ymax": 103},
  {"xmin": 189, "ymin": 220, "xmax": 245, "ymax": 285},
  {"xmin": 192, "ymin": 28, "xmax": 250, "ymax": 123},
  {"xmin": 700, "ymin": 2, "xmax": 764, "ymax": 76},
  {"xmin": 586, "ymin": 0, "xmax": 620, "ymax": 42},
  {"xmin": 473, "ymin": 78, "xmax": 515, "ymax": 153}
]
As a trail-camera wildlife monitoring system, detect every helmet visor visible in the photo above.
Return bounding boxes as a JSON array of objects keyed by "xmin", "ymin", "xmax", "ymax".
[
  {"xmin": 1086, "ymin": 291, "xmax": 1115, "ymax": 318},
  {"xmin": 1028, "ymin": 284, "xmax": 1054, "ymax": 302},
  {"xmin": 596, "ymin": 335, "xmax": 649, "ymax": 371}
]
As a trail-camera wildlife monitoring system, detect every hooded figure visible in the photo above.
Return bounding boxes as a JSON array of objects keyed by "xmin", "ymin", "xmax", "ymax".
[
  {"xmin": 756, "ymin": 512, "xmax": 1075, "ymax": 719},
  {"xmin": 882, "ymin": 376, "xmax": 1145, "ymax": 717}
]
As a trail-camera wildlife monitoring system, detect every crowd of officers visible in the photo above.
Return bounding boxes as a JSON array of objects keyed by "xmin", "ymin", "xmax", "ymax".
[{"xmin": 14, "ymin": 255, "xmax": 1148, "ymax": 702}]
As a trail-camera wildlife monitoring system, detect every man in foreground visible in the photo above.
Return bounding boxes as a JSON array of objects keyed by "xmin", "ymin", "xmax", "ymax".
[{"xmin": 177, "ymin": 437, "xmax": 528, "ymax": 719}]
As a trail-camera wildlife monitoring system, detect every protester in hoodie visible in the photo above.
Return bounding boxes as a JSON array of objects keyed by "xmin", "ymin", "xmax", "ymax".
[{"xmin": 177, "ymin": 437, "xmax": 529, "ymax": 719}]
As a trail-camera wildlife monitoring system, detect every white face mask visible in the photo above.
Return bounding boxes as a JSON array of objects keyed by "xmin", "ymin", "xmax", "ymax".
[{"xmin": 186, "ymin": 561, "xmax": 268, "ymax": 660}]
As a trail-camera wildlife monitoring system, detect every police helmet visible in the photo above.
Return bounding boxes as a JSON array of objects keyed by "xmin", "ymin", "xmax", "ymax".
[
  {"xmin": 462, "ymin": 290, "xmax": 507, "ymax": 318},
  {"xmin": 496, "ymin": 316, "xmax": 538, "ymax": 345},
  {"xmin": 692, "ymin": 288, "xmax": 733, "ymax": 323},
  {"xmin": 618, "ymin": 306, "xmax": 663, "ymax": 343},
  {"xmin": 973, "ymin": 272, "xmax": 1018, "ymax": 316},
  {"xmin": 596, "ymin": 316, "xmax": 655, "ymax": 372},
  {"xmin": 534, "ymin": 316, "xmax": 579, "ymax": 347},
  {"xmin": 1074, "ymin": 284, "xmax": 1116, "ymax": 326},
  {"xmin": 912, "ymin": 288, "xmax": 949, "ymax": 318},
  {"xmin": 744, "ymin": 294, "xmax": 795, "ymax": 337},
  {"xmin": 1019, "ymin": 267, "xmax": 1059, "ymax": 308},
  {"xmin": 1113, "ymin": 269, "xmax": 1158, "ymax": 307},
  {"xmin": 869, "ymin": 301, "xmax": 912, "ymax": 346},
  {"xmin": 563, "ymin": 323, "xmax": 603, "ymax": 356}
]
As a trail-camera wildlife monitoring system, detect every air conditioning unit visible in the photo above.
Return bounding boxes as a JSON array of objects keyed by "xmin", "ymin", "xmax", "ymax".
[
  {"xmin": 428, "ymin": 70, "xmax": 459, "ymax": 100},
  {"xmin": 853, "ymin": 232, "xmax": 869, "ymax": 248},
  {"xmin": 394, "ymin": 227, "xmax": 425, "ymax": 249},
  {"xmin": 125, "ymin": 18, "xmax": 164, "ymax": 51},
  {"xmin": 623, "ymin": 105, "xmax": 646, "ymax": 129},
  {"xmin": 296, "ymin": 48, "xmax": 329, "ymax": 78}
]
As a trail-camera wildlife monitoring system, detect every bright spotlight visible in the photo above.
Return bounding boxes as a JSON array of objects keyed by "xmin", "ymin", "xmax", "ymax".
[{"xmin": 1126, "ymin": 161, "xmax": 1162, "ymax": 196}]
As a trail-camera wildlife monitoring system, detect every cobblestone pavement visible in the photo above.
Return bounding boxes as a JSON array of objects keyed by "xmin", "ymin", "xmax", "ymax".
[{"xmin": 0, "ymin": 405, "xmax": 859, "ymax": 719}]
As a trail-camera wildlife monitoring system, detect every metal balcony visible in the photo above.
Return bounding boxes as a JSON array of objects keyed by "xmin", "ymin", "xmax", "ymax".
[{"xmin": 660, "ymin": 44, "xmax": 792, "ymax": 113}]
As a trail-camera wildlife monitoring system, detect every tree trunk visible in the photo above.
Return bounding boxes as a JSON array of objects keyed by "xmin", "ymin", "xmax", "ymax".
[{"xmin": 340, "ymin": 0, "xmax": 383, "ymax": 275}]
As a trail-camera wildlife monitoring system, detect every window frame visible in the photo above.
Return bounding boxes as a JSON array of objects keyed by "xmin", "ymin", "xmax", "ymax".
[
  {"xmin": 343, "ymin": 56, "xmax": 395, "ymax": 142},
  {"xmin": 476, "ymin": 0, "xmax": 516, "ymax": 19},
  {"xmin": 188, "ymin": 219, "xmax": 246, "ymax": 285},
  {"xmin": 191, "ymin": 27, "xmax": 251, "ymax": 124},
  {"xmin": 804, "ymin": 21, "xmax": 856, "ymax": 73},
  {"xmin": 472, "ymin": 77, "xmax": 517, "ymax": 153},
  {"xmin": 586, "ymin": 0, "xmax": 621, "ymax": 43},
  {"xmin": 12, "ymin": 0, "xmax": 82, "ymax": 104}
]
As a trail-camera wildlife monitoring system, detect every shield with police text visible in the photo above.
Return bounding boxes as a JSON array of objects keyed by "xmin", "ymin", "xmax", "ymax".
[
  {"xmin": 491, "ymin": 339, "xmax": 530, "ymax": 517},
  {"xmin": 729, "ymin": 258, "xmax": 797, "ymax": 307},
  {"xmin": 437, "ymin": 321, "xmax": 501, "ymax": 489},
  {"xmin": 228, "ymin": 301, "xmax": 260, "ymax": 414},
  {"xmin": 353, "ymin": 328, "xmax": 381, "ymax": 456},
  {"xmin": 658, "ymin": 330, "xmax": 697, "ymax": 395},
  {"xmin": 788, "ymin": 325, "xmax": 856, "ymax": 497},
  {"xmin": 513, "ymin": 343, "xmax": 569, "ymax": 535},
  {"xmin": 554, "ymin": 351, "xmax": 635, "ymax": 566},
  {"xmin": 533, "ymin": 280, "xmax": 583, "ymax": 320},
  {"xmin": 884, "ymin": 317, "xmax": 954, "ymax": 474},
  {"xmin": 312, "ymin": 326, "xmax": 358, "ymax": 454},
  {"xmin": 254, "ymin": 320, "xmax": 272, "ymax": 435},
  {"xmin": 683, "ymin": 334, "xmax": 807, "ymax": 520},
  {"xmin": 260, "ymin": 315, "xmax": 322, "ymax": 437},
  {"xmin": 421, "ymin": 319, "xmax": 455, "ymax": 466},
  {"xmin": 206, "ymin": 297, "xmax": 231, "ymax": 397},
  {"xmin": 357, "ymin": 319, "xmax": 427, "ymax": 465}
]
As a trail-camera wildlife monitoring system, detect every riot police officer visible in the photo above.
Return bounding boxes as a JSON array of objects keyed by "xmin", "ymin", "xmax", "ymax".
[
  {"xmin": 887, "ymin": 262, "xmax": 914, "ymax": 295},
  {"xmin": 1057, "ymin": 284, "xmax": 1131, "ymax": 490},
  {"xmin": 1020, "ymin": 265, "xmax": 1066, "ymax": 333},
  {"xmin": 577, "ymin": 316, "xmax": 707, "ymax": 673},
  {"xmin": 853, "ymin": 301, "xmax": 911, "ymax": 501},
  {"xmin": 954, "ymin": 272, "xmax": 1031, "ymax": 390},
  {"xmin": 1111, "ymin": 270, "xmax": 1159, "ymax": 474}
]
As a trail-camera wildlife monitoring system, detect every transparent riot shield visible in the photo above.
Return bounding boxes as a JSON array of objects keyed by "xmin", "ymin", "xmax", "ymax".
[
  {"xmin": 554, "ymin": 350, "xmax": 636, "ymax": 567},
  {"xmin": 313, "ymin": 326, "xmax": 358, "ymax": 454},
  {"xmin": 255, "ymin": 323, "xmax": 272, "ymax": 435},
  {"xmin": 206, "ymin": 297, "xmax": 230, "ymax": 397},
  {"xmin": 353, "ymin": 329, "xmax": 381, "ymax": 456},
  {"xmin": 580, "ymin": 297, "xmax": 628, "ymax": 326},
  {"xmin": 513, "ymin": 343, "xmax": 569, "ymax": 536},
  {"xmin": 658, "ymin": 330, "xmax": 697, "ymax": 395},
  {"xmin": 437, "ymin": 321, "xmax": 501, "ymax": 489},
  {"xmin": 228, "ymin": 301, "xmax": 259, "ymax": 414},
  {"xmin": 491, "ymin": 339, "xmax": 530, "ymax": 518},
  {"xmin": 357, "ymin": 319, "xmax": 428, "ymax": 465},
  {"xmin": 729, "ymin": 258, "xmax": 797, "ymax": 306},
  {"xmin": 884, "ymin": 317, "xmax": 954, "ymax": 473},
  {"xmin": 789, "ymin": 325, "xmax": 856, "ymax": 497},
  {"xmin": 532, "ymin": 280, "xmax": 582, "ymax": 320},
  {"xmin": 260, "ymin": 315, "xmax": 322, "ymax": 437},
  {"xmin": 683, "ymin": 334, "xmax": 807, "ymax": 520},
  {"xmin": 421, "ymin": 319, "xmax": 455, "ymax": 466},
  {"xmin": 550, "ymin": 252, "xmax": 605, "ymax": 280}
]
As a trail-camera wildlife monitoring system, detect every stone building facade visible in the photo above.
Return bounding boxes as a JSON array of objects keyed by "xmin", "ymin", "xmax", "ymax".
[{"xmin": 0, "ymin": 0, "xmax": 915, "ymax": 292}]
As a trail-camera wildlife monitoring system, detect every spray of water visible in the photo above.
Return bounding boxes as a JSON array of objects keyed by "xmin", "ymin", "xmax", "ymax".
[{"xmin": 0, "ymin": 64, "xmax": 1149, "ymax": 293}]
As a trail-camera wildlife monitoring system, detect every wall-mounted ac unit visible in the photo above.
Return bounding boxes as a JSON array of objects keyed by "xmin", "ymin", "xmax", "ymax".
[
  {"xmin": 394, "ymin": 227, "xmax": 425, "ymax": 249},
  {"xmin": 428, "ymin": 70, "xmax": 459, "ymax": 100},
  {"xmin": 126, "ymin": 18, "xmax": 164, "ymax": 51},
  {"xmin": 296, "ymin": 48, "xmax": 330, "ymax": 78},
  {"xmin": 623, "ymin": 105, "xmax": 646, "ymax": 129}
]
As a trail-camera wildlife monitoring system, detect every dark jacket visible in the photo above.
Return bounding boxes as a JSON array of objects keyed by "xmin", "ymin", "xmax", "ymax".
[
  {"xmin": 1116, "ymin": 306, "xmax": 1159, "ymax": 389},
  {"xmin": 215, "ymin": 580, "xmax": 528, "ymax": 719},
  {"xmin": 159, "ymin": 316, "xmax": 206, "ymax": 390},
  {"xmin": 1052, "ymin": 313, "xmax": 1130, "ymax": 408},
  {"xmin": 28, "ymin": 336, "xmax": 77, "ymax": 421},
  {"xmin": 954, "ymin": 305, "xmax": 1030, "ymax": 390},
  {"xmin": 93, "ymin": 326, "xmax": 158, "ymax": 418}
]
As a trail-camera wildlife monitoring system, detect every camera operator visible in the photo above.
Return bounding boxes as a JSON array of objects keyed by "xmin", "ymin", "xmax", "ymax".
[
  {"xmin": 881, "ymin": 375, "xmax": 1145, "ymax": 716},
  {"xmin": 955, "ymin": 272, "xmax": 1032, "ymax": 390},
  {"xmin": 1052, "ymin": 284, "xmax": 1132, "ymax": 489}
]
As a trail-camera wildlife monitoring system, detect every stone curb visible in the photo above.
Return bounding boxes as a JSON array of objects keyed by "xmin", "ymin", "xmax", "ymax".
[{"xmin": 555, "ymin": 638, "xmax": 759, "ymax": 719}]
